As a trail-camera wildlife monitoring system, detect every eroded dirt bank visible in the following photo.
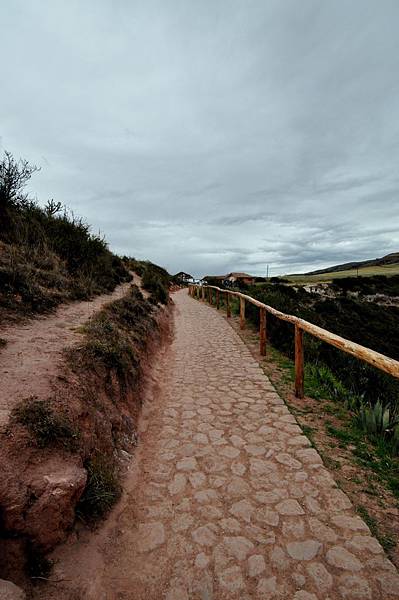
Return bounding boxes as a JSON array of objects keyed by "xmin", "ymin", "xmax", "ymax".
[{"xmin": 0, "ymin": 281, "xmax": 172, "ymax": 592}]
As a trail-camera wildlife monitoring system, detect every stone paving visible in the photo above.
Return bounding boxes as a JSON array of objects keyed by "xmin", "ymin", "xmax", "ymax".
[{"xmin": 106, "ymin": 289, "xmax": 399, "ymax": 599}]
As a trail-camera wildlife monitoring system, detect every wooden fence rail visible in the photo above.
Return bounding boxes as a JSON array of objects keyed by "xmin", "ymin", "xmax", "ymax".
[{"xmin": 188, "ymin": 284, "xmax": 399, "ymax": 399}]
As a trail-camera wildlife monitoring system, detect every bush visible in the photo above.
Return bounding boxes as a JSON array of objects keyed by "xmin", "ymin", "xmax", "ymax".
[
  {"xmin": 13, "ymin": 397, "xmax": 78, "ymax": 450},
  {"xmin": 77, "ymin": 455, "xmax": 121, "ymax": 520},
  {"xmin": 141, "ymin": 262, "xmax": 170, "ymax": 304},
  {"xmin": 69, "ymin": 284, "xmax": 156, "ymax": 390}
]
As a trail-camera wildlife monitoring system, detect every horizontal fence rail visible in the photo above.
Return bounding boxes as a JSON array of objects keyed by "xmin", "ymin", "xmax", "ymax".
[{"xmin": 188, "ymin": 284, "xmax": 399, "ymax": 399}]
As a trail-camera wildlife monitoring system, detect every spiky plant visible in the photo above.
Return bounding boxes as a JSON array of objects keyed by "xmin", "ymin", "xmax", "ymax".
[{"xmin": 358, "ymin": 400, "xmax": 398, "ymax": 437}]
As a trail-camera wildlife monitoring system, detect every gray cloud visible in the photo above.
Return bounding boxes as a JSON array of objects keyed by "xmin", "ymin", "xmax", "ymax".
[{"xmin": 1, "ymin": 0, "xmax": 399, "ymax": 277}]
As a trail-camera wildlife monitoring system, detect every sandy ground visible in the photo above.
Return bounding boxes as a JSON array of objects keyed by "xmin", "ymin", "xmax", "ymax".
[
  {"xmin": 33, "ymin": 289, "xmax": 399, "ymax": 600},
  {"xmin": 0, "ymin": 280, "xmax": 133, "ymax": 426}
]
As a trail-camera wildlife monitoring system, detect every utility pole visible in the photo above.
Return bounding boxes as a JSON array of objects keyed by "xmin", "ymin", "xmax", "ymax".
[{"xmin": 266, "ymin": 264, "xmax": 269, "ymax": 280}]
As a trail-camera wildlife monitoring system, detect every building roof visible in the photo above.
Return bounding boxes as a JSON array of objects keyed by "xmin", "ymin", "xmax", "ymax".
[{"xmin": 226, "ymin": 272, "xmax": 254, "ymax": 278}]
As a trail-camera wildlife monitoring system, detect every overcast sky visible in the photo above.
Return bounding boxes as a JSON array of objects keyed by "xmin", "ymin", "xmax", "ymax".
[{"xmin": 1, "ymin": 1, "xmax": 399, "ymax": 277}]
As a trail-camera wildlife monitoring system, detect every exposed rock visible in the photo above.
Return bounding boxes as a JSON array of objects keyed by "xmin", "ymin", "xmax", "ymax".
[
  {"xmin": 230, "ymin": 499, "xmax": 254, "ymax": 523},
  {"xmin": 137, "ymin": 522, "xmax": 165, "ymax": 552},
  {"xmin": 192, "ymin": 525, "xmax": 217, "ymax": 547},
  {"xmin": 0, "ymin": 580, "xmax": 26, "ymax": 600},
  {"xmin": 24, "ymin": 459, "xmax": 87, "ymax": 549},
  {"xmin": 326, "ymin": 546, "xmax": 362, "ymax": 571},
  {"xmin": 286, "ymin": 540, "xmax": 321, "ymax": 561},
  {"xmin": 218, "ymin": 566, "xmax": 245, "ymax": 592},
  {"xmin": 223, "ymin": 536, "xmax": 254, "ymax": 560},
  {"xmin": 257, "ymin": 576, "xmax": 277, "ymax": 596},
  {"xmin": 248, "ymin": 554, "xmax": 266, "ymax": 577},
  {"xmin": 276, "ymin": 499, "xmax": 304, "ymax": 516},
  {"xmin": 338, "ymin": 574, "xmax": 372, "ymax": 599}
]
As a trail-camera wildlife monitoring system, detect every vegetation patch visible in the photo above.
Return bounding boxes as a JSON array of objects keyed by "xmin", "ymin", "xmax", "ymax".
[
  {"xmin": 13, "ymin": 397, "xmax": 79, "ymax": 450},
  {"xmin": 356, "ymin": 505, "xmax": 396, "ymax": 553},
  {"xmin": 70, "ymin": 284, "xmax": 156, "ymax": 391},
  {"xmin": 0, "ymin": 151, "xmax": 131, "ymax": 323},
  {"xmin": 127, "ymin": 258, "xmax": 170, "ymax": 305},
  {"xmin": 76, "ymin": 455, "xmax": 121, "ymax": 521}
]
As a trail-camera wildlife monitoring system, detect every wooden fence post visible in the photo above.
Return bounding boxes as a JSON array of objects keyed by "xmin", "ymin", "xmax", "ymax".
[
  {"xmin": 208, "ymin": 287, "xmax": 212, "ymax": 304},
  {"xmin": 216, "ymin": 289, "xmax": 220, "ymax": 309},
  {"xmin": 226, "ymin": 293, "xmax": 231, "ymax": 318},
  {"xmin": 240, "ymin": 297, "xmax": 245, "ymax": 329},
  {"xmin": 295, "ymin": 325, "xmax": 304, "ymax": 398},
  {"xmin": 259, "ymin": 307, "xmax": 266, "ymax": 356},
  {"xmin": 202, "ymin": 286, "xmax": 205, "ymax": 301}
]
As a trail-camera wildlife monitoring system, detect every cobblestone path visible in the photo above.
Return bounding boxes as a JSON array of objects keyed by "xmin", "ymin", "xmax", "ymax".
[{"xmin": 102, "ymin": 289, "xmax": 399, "ymax": 599}]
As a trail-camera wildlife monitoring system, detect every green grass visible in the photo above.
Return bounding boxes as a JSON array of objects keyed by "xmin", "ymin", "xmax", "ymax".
[
  {"xmin": 319, "ymin": 451, "xmax": 342, "ymax": 470},
  {"xmin": 356, "ymin": 505, "xmax": 396, "ymax": 552},
  {"xmin": 323, "ymin": 421, "xmax": 399, "ymax": 500},
  {"xmin": 263, "ymin": 344, "xmax": 357, "ymax": 412},
  {"xmin": 77, "ymin": 455, "xmax": 121, "ymax": 520},
  {"xmin": 286, "ymin": 263, "xmax": 399, "ymax": 284},
  {"xmin": 13, "ymin": 397, "xmax": 79, "ymax": 450},
  {"xmin": 69, "ymin": 284, "xmax": 155, "ymax": 390},
  {"xmin": 325, "ymin": 422, "xmax": 360, "ymax": 447}
]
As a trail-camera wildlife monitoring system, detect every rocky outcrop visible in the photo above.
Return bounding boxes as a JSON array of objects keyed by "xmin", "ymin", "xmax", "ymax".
[{"xmin": 24, "ymin": 460, "xmax": 87, "ymax": 549}]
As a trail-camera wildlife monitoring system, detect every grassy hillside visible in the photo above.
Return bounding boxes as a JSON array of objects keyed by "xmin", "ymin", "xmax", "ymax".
[
  {"xmin": 286, "ymin": 262, "xmax": 399, "ymax": 284},
  {"xmin": 0, "ymin": 151, "xmax": 131, "ymax": 324},
  {"xmin": 286, "ymin": 252, "xmax": 399, "ymax": 284}
]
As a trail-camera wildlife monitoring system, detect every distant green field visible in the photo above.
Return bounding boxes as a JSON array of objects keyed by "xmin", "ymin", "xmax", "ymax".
[{"xmin": 285, "ymin": 262, "xmax": 399, "ymax": 284}]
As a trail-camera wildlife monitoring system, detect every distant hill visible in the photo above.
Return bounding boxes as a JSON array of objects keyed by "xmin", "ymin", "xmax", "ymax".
[{"xmin": 299, "ymin": 252, "xmax": 399, "ymax": 276}]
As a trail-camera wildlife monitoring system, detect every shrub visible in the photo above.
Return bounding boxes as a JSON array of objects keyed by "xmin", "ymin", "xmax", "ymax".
[
  {"xmin": 77, "ymin": 455, "xmax": 121, "ymax": 520},
  {"xmin": 69, "ymin": 284, "xmax": 156, "ymax": 390},
  {"xmin": 141, "ymin": 262, "xmax": 170, "ymax": 304},
  {"xmin": 13, "ymin": 397, "xmax": 79, "ymax": 450},
  {"xmin": 80, "ymin": 314, "xmax": 139, "ymax": 385}
]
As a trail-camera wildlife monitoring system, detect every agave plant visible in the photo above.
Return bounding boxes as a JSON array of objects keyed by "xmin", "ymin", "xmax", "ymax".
[{"xmin": 357, "ymin": 400, "xmax": 398, "ymax": 437}]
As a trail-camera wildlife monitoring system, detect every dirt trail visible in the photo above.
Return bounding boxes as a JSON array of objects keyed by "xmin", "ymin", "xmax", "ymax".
[
  {"xmin": 35, "ymin": 289, "xmax": 399, "ymax": 600},
  {"xmin": 0, "ymin": 279, "xmax": 133, "ymax": 426}
]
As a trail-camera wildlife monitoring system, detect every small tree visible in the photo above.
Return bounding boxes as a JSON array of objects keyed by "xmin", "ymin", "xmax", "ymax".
[{"xmin": 0, "ymin": 151, "xmax": 39, "ymax": 228}]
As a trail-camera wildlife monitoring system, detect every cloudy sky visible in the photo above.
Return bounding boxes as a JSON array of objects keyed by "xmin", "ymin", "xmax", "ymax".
[{"xmin": 1, "ymin": 1, "xmax": 399, "ymax": 277}]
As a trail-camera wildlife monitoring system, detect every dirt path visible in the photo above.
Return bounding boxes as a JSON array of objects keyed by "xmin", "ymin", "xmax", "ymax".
[
  {"xmin": 0, "ymin": 280, "xmax": 133, "ymax": 426},
  {"xmin": 38, "ymin": 289, "xmax": 399, "ymax": 599}
]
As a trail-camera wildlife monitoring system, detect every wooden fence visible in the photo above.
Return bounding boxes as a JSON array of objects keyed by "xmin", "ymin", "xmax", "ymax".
[{"xmin": 188, "ymin": 284, "xmax": 399, "ymax": 399}]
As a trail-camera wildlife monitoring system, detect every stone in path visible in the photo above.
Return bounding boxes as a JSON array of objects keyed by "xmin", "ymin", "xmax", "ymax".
[{"xmin": 100, "ymin": 289, "xmax": 399, "ymax": 599}]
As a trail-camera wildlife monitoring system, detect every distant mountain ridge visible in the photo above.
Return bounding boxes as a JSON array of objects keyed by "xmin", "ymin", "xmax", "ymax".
[{"xmin": 300, "ymin": 252, "xmax": 399, "ymax": 276}]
